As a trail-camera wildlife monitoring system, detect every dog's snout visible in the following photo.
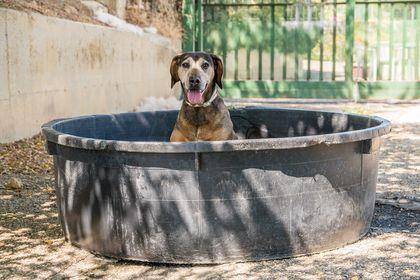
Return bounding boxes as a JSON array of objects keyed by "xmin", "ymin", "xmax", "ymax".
[{"xmin": 189, "ymin": 75, "xmax": 201, "ymax": 88}]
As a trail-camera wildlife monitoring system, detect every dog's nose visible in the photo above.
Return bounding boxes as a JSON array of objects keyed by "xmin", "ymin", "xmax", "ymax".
[{"xmin": 189, "ymin": 75, "xmax": 201, "ymax": 88}]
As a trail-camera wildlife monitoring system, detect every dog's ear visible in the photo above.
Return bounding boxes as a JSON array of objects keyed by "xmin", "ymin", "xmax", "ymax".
[
  {"xmin": 170, "ymin": 54, "xmax": 182, "ymax": 88},
  {"xmin": 211, "ymin": 54, "xmax": 223, "ymax": 89}
]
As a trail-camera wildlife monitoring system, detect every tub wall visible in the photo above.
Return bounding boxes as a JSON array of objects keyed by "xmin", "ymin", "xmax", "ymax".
[{"xmin": 0, "ymin": 8, "xmax": 180, "ymax": 143}]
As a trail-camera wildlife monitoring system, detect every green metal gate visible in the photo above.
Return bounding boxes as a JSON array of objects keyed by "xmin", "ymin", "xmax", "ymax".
[{"xmin": 182, "ymin": 0, "xmax": 420, "ymax": 99}]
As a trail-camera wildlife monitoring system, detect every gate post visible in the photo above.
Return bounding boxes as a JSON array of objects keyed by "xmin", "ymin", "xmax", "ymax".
[
  {"xmin": 182, "ymin": 0, "xmax": 195, "ymax": 51},
  {"xmin": 195, "ymin": 0, "xmax": 203, "ymax": 51},
  {"xmin": 345, "ymin": 0, "xmax": 355, "ymax": 99}
]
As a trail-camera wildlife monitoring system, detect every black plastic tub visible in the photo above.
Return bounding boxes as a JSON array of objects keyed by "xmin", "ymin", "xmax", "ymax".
[{"xmin": 42, "ymin": 107, "xmax": 391, "ymax": 264}]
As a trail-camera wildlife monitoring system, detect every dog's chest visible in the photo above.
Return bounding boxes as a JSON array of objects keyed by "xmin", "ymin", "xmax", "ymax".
[
  {"xmin": 181, "ymin": 108, "xmax": 224, "ymax": 140},
  {"xmin": 196, "ymin": 125, "xmax": 213, "ymax": 140},
  {"xmin": 184, "ymin": 107, "xmax": 213, "ymax": 126}
]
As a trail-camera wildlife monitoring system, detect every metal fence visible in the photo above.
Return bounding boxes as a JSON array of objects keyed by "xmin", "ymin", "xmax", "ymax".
[{"xmin": 182, "ymin": 0, "xmax": 420, "ymax": 99}]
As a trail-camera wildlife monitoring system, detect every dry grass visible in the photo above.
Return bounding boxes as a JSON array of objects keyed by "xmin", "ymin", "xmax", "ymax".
[
  {"xmin": 125, "ymin": 0, "xmax": 182, "ymax": 39},
  {"xmin": 0, "ymin": 0, "xmax": 102, "ymax": 25},
  {"xmin": 0, "ymin": 0, "xmax": 182, "ymax": 39}
]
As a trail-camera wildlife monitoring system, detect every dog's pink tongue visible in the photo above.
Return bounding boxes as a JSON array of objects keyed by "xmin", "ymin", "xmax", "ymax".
[{"xmin": 187, "ymin": 90, "xmax": 203, "ymax": 105}]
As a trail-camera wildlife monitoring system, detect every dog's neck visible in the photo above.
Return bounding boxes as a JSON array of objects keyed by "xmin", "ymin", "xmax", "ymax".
[{"xmin": 180, "ymin": 93, "xmax": 224, "ymax": 128}]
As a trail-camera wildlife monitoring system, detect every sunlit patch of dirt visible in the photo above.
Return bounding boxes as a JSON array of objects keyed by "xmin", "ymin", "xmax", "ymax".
[{"xmin": 377, "ymin": 124, "xmax": 419, "ymax": 199}]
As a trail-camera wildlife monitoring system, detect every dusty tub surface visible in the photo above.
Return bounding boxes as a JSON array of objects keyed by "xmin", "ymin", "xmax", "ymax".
[{"xmin": 42, "ymin": 107, "xmax": 391, "ymax": 264}]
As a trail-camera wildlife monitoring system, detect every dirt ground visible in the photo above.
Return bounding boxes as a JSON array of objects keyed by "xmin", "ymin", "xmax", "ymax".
[{"xmin": 0, "ymin": 102, "xmax": 419, "ymax": 279}]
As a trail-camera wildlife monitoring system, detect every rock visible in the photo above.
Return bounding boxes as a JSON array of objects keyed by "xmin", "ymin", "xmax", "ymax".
[
  {"xmin": 81, "ymin": 0, "xmax": 108, "ymax": 14},
  {"xmin": 376, "ymin": 196, "xmax": 420, "ymax": 211},
  {"xmin": 4, "ymin": 177, "xmax": 23, "ymax": 191},
  {"xmin": 144, "ymin": 26, "xmax": 157, "ymax": 34}
]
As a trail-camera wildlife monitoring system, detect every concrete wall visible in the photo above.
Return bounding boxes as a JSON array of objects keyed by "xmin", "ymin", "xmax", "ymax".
[{"xmin": 0, "ymin": 8, "xmax": 180, "ymax": 143}]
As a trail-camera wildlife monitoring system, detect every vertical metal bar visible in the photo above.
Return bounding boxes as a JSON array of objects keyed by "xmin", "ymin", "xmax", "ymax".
[
  {"xmin": 402, "ymin": 3, "xmax": 408, "ymax": 80},
  {"xmin": 211, "ymin": 5, "xmax": 216, "ymax": 54},
  {"xmin": 320, "ymin": 1, "xmax": 324, "ymax": 81},
  {"xmin": 246, "ymin": 48, "xmax": 251, "ymax": 80},
  {"xmin": 270, "ymin": 0, "xmax": 275, "ymax": 80},
  {"xmin": 388, "ymin": 3, "xmax": 394, "ymax": 81},
  {"xmin": 221, "ymin": 13, "xmax": 227, "ymax": 79},
  {"xmin": 182, "ymin": 0, "xmax": 195, "ymax": 51},
  {"xmin": 332, "ymin": 0, "xmax": 337, "ymax": 80},
  {"xmin": 202, "ymin": 3, "xmax": 207, "ymax": 52},
  {"xmin": 363, "ymin": 3, "xmax": 369, "ymax": 80},
  {"xmin": 211, "ymin": 2, "xmax": 215, "ymax": 21},
  {"xmin": 376, "ymin": 3, "xmax": 382, "ymax": 80},
  {"xmin": 294, "ymin": 2, "xmax": 300, "ymax": 80},
  {"xmin": 218, "ymin": 0, "xmax": 227, "ymax": 78},
  {"xmin": 222, "ymin": 45, "xmax": 227, "ymax": 79},
  {"xmin": 306, "ymin": 52, "xmax": 312, "ymax": 80},
  {"xmin": 207, "ymin": 2, "xmax": 214, "ymax": 53},
  {"xmin": 306, "ymin": 3, "xmax": 312, "ymax": 81},
  {"xmin": 416, "ymin": 4, "xmax": 420, "ymax": 80},
  {"xmin": 345, "ymin": 0, "xmax": 355, "ymax": 98},
  {"xmin": 282, "ymin": 4, "xmax": 288, "ymax": 80},
  {"xmin": 234, "ymin": 49, "xmax": 239, "ymax": 80},
  {"xmin": 195, "ymin": 0, "xmax": 203, "ymax": 51},
  {"xmin": 246, "ymin": 5, "xmax": 251, "ymax": 80},
  {"xmin": 234, "ymin": 4, "xmax": 238, "ymax": 80},
  {"xmin": 258, "ymin": 45, "xmax": 263, "ymax": 80},
  {"xmin": 258, "ymin": 8, "xmax": 263, "ymax": 80}
]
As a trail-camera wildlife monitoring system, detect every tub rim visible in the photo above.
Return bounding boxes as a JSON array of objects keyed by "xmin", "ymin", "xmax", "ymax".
[{"xmin": 41, "ymin": 107, "xmax": 391, "ymax": 154}]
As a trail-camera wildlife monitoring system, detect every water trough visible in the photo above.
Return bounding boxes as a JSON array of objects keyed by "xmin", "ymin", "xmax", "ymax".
[{"xmin": 42, "ymin": 107, "xmax": 391, "ymax": 263}]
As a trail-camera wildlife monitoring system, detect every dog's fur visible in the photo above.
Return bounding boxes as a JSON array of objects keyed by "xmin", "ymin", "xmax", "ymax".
[{"xmin": 169, "ymin": 52, "xmax": 237, "ymax": 142}]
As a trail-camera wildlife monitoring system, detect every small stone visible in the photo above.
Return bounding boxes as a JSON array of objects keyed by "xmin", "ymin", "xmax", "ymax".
[
  {"xmin": 81, "ymin": 1, "xmax": 108, "ymax": 14},
  {"xmin": 44, "ymin": 239, "xmax": 54, "ymax": 245},
  {"xmin": 4, "ymin": 177, "xmax": 23, "ymax": 191}
]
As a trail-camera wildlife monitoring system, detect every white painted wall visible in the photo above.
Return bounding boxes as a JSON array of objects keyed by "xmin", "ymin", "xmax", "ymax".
[{"xmin": 0, "ymin": 8, "xmax": 180, "ymax": 143}]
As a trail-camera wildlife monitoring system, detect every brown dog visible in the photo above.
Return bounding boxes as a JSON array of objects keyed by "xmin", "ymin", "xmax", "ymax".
[{"xmin": 169, "ymin": 52, "xmax": 237, "ymax": 142}]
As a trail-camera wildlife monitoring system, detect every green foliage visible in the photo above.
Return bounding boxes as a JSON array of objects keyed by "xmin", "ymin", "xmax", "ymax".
[{"xmin": 203, "ymin": 7, "xmax": 323, "ymax": 55}]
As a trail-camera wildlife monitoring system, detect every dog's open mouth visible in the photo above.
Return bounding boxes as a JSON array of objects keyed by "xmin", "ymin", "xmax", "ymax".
[{"xmin": 186, "ymin": 84, "xmax": 208, "ymax": 105}]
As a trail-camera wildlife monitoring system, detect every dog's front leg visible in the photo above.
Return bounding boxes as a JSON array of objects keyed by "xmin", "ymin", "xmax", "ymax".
[{"xmin": 170, "ymin": 128, "xmax": 190, "ymax": 142}]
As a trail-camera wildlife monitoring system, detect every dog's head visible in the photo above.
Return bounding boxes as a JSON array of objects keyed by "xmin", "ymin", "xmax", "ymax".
[{"xmin": 170, "ymin": 52, "xmax": 223, "ymax": 106}]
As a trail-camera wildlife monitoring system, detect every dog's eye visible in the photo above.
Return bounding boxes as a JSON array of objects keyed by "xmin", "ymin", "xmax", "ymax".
[
  {"xmin": 181, "ymin": 62, "xmax": 190, "ymax": 68},
  {"xmin": 202, "ymin": 62, "xmax": 210, "ymax": 70}
]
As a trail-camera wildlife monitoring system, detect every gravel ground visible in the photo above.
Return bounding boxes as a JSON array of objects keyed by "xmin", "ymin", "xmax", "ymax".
[{"xmin": 0, "ymin": 102, "xmax": 419, "ymax": 279}]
